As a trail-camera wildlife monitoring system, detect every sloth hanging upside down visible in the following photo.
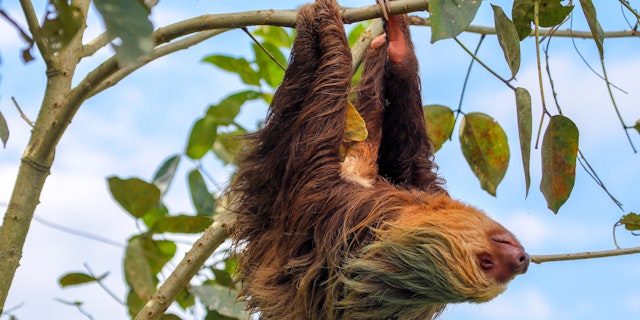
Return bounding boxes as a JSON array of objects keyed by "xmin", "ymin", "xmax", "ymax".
[{"xmin": 228, "ymin": 0, "xmax": 529, "ymax": 319}]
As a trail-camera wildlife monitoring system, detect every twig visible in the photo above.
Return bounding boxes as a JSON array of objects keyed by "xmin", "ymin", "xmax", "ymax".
[
  {"xmin": 452, "ymin": 34, "xmax": 485, "ymax": 133},
  {"xmin": 453, "ymin": 37, "xmax": 514, "ymax": 90},
  {"xmin": 531, "ymin": 245, "xmax": 640, "ymax": 264},
  {"xmin": 11, "ymin": 97, "xmax": 34, "ymax": 127},
  {"xmin": 84, "ymin": 263, "xmax": 126, "ymax": 306},
  {"xmin": 241, "ymin": 27, "xmax": 286, "ymax": 71},
  {"xmin": 32, "ymin": 215, "xmax": 126, "ymax": 248}
]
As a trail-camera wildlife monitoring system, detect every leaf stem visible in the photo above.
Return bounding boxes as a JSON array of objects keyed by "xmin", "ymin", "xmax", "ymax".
[{"xmin": 453, "ymin": 37, "xmax": 514, "ymax": 90}]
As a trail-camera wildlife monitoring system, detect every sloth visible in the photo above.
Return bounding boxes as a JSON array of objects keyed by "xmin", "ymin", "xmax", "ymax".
[{"xmin": 229, "ymin": 0, "xmax": 529, "ymax": 319}]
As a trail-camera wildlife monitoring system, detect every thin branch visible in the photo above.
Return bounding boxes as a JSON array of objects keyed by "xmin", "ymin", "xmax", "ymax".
[
  {"xmin": 32, "ymin": 215, "xmax": 125, "ymax": 248},
  {"xmin": 453, "ymin": 37, "xmax": 514, "ymax": 90},
  {"xmin": 531, "ymin": 245, "xmax": 640, "ymax": 264},
  {"xmin": 18, "ymin": 0, "xmax": 55, "ymax": 67},
  {"xmin": 83, "ymin": 263, "xmax": 126, "ymax": 306},
  {"xmin": 241, "ymin": 27, "xmax": 286, "ymax": 71},
  {"xmin": 351, "ymin": 19, "xmax": 385, "ymax": 74},
  {"xmin": 619, "ymin": 0, "xmax": 640, "ymax": 21},
  {"xmin": 87, "ymin": 29, "xmax": 229, "ymax": 98},
  {"xmin": 453, "ymin": 35, "xmax": 485, "ymax": 130},
  {"xmin": 11, "ymin": 97, "xmax": 34, "ymax": 127}
]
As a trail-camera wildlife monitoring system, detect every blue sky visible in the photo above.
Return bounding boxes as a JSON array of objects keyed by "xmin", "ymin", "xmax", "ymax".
[{"xmin": 1, "ymin": 1, "xmax": 639, "ymax": 319}]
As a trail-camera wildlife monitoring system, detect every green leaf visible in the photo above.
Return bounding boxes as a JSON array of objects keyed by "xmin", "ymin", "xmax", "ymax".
[
  {"xmin": 0, "ymin": 110, "xmax": 8, "ymax": 148},
  {"xmin": 176, "ymin": 288, "xmax": 196, "ymax": 310},
  {"xmin": 59, "ymin": 272, "xmax": 107, "ymax": 287},
  {"xmin": 186, "ymin": 116, "xmax": 217, "ymax": 160},
  {"xmin": 423, "ymin": 104, "xmax": 455, "ymax": 152},
  {"xmin": 540, "ymin": 115, "xmax": 579, "ymax": 213},
  {"xmin": 619, "ymin": 212, "xmax": 640, "ymax": 231},
  {"xmin": 151, "ymin": 214, "xmax": 212, "ymax": 234},
  {"xmin": 152, "ymin": 154, "xmax": 181, "ymax": 196},
  {"xmin": 124, "ymin": 236, "xmax": 156, "ymax": 301},
  {"xmin": 348, "ymin": 22, "xmax": 368, "ymax": 47},
  {"xmin": 253, "ymin": 26, "xmax": 293, "ymax": 48},
  {"xmin": 492, "ymin": 5, "xmax": 521, "ymax": 78},
  {"xmin": 207, "ymin": 90, "xmax": 261, "ymax": 126},
  {"xmin": 512, "ymin": 0, "xmax": 574, "ymax": 40},
  {"xmin": 188, "ymin": 169, "xmax": 217, "ymax": 216},
  {"xmin": 205, "ymin": 310, "xmax": 238, "ymax": 320},
  {"xmin": 94, "ymin": 0, "xmax": 154, "ymax": 63},
  {"xmin": 429, "ymin": 0, "xmax": 482, "ymax": 43},
  {"xmin": 107, "ymin": 177, "xmax": 161, "ymax": 218},
  {"xmin": 203, "ymin": 55, "xmax": 261, "ymax": 86},
  {"xmin": 213, "ymin": 130, "xmax": 245, "ymax": 166},
  {"xmin": 126, "ymin": 289, "xmax": 145, "ymax": 317},
  {"xmin": 459, "ymin": 113, "xmax": 510, "ymax": 196},
  {"xmin": 634, "ymin": 120, "xmax": 640, "ymax": 135},
  {"xmin": 579, "ymin": 0, "xmax": 604, "ymax": 58},
  {"xmin": 192, "ymin": 284, "xmax": 247, "ymax": 319},
  {"xmin": 141, "ymin": 203, "xmax": 169, "ymax": 229},
  {"xmin": 41, "ymin": 0, "xmax": 83, "ymax": 52},
  {"xmin": 160, "ymin": 314, "xmax": 182, "ymax": 320},
  {"xmin": 253, "ymin": 42, "xmax": 286, "ymax": 88},
  {"xmin": 212, "ymin": 269, "xmax": 234, "ymax": 288},
  {"xmin": 515, "ymin": 88, "xmax": 532, "ymax": 196}
]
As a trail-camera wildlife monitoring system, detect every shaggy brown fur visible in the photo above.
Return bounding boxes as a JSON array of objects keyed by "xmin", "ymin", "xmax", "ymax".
[{"xmin": 229, "ymin": 0, "xmax": 529, "ymax": 319}]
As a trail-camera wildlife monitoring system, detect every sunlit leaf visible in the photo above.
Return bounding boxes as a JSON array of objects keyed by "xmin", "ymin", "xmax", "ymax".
[
  {"xmin": 579, "ymin": 0, "xmax": 604, "ymax": 58},
  {"xmin": 212, "ymin": 268, "xmax": 234, "ymax": 288},
  {"xmin": 207, "ymin": 90, "xmax": 261, "ymax": 126},
  {"xmin": 423, "ymin": 104, "xmax": 455, "ymax": 152},
  {"xmin": 41, "ymin": 0, "xmax": 83, "ymax": 52},
  {"xmin": 492, "ymin": 5, "xmax": 521, "ymax": 78},
  {"xmin": 107, "ymin": 176, "xmax": 160, "ymax": 218},
  {"xmin": 124, "ymin": 236, "xmax": 155, "ymax": 301},
  {"xmin": 348, "ymin": 22, "xmax": 368, "ymax": 47},
  {"xmin": 634, "ymin": 120, "xmax": 640, "ymax": 135},
  {"xmin": 192, "ymin": 283, "xmax": 247, "ymax": 319},
  {"xmin": 94, "ymin": 0, "xmax": 154, "ymax": 63},
  {"xmin": 141, "ymin": 203, "xmax": 169, "ymax": 229},
  {"xmin": 203, "ymin": 55, "xmax": 261, "ymax": 86},
  {"xmin": 512, "ymin": 0, "xmax": 574, "ymax": 40},
  {"xmin": 540, "ymin": 115, "xmax": 579, "ymax": 213},
  {"xmin": 213, "ymin": 130, "xmax": 245, "ymax": 166},
  {"xmin": 59, "ymin": 272, "xmax": 107, "ymax": 287},
  {"xmin": 429, "ymin": 0, "xmax": 482, "ymax": 43},
  {"xmin": 460, "ymin": 112, "xmax": 510, "ymax": 196},
  {"xmin": 344, "ymin": 102, "xmax": 368, "ymax": 143},
  {"xmin": 253, "ymin": 42, "xmax": 286, "ymax": 88},
  {"xmin": 253, "ymin": 26, "xmax": 293, "ymax": 48},
  {"xmin": 187, "ymin": 170, "xmax": 217, "ymax": 216},
  {"xmin": 186, "ymin": 116, "xmax": 217, "ymax": 160},
  {"xmin": 515, "ymin": 88, "xmax": 532, "ymax": 196},
  {"xmin": 151, "ymin": 215, "xmax": 213, "ymax": 233},
  {"xmin": 152, "ymin": 154, "xmax": 181, "ymax": 196},
  {"xmin": 0, "ymin": 110, "xmax": 8, "ymax": 148},
  {"xmin": 619, "ymin": 212, "xmax": 640, "ymax": 231}
]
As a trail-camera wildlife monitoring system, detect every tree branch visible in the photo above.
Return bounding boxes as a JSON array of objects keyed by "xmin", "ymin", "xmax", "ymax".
[{"xmin": 531, "ymin": 246, "xmax": 640, "ymax": 263}]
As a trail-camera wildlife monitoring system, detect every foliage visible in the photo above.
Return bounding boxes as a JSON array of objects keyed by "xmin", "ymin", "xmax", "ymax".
[{"xmin": 1, "ymin": 0, "xmax": 639, "ymax": 319}]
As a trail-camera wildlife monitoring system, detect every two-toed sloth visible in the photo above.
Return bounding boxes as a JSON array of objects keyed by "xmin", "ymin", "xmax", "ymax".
[{"xmin": 229, "ymin": 0, "xmax": 529, "ymax": 319}]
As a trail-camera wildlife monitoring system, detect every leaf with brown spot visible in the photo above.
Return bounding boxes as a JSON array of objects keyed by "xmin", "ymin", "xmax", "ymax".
[
  {"xmin": 460, "ymin": 113, "xmax": 510, "ymax": 196},
  {"xmin": 423, "ymin": 104, "xmax": 454, "ymax": 152},
  {"xmin": 540, "ymin": 115, "xmax": 579, "ymax": 213}
]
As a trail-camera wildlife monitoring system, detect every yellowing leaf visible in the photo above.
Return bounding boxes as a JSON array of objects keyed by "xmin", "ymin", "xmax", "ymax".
[
  {"xmin": 344, "ymin": 101, "xmax": 368, "ymax": 143},
  {"xmin": 460, "ymin": 113, "xmax": 510, "ymax": 196},
  {"xmin": 619, "ymin": 212, "xmax": 640, "ymax": 231},
  {"xmin": 540, "ymin": 115, "xmax": 579, "ymax": 213},
  {"xmin": 579, "ymin": 0, "xmax": 604, "ymax": 58},
  {"xmin": 423, "ymin": 104, "xmax": 454, "ymax": 152}
]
